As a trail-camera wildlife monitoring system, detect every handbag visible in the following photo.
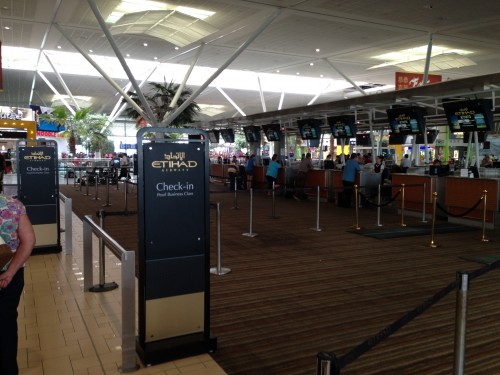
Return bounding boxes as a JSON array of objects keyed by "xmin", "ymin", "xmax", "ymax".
[{"xmin": 0, "ymin": 236, "xmax": 12, "ymax": 271}]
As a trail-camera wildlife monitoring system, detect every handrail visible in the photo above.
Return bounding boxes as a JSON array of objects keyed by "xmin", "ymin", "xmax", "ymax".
[
  {"xmin": 58, "ymin": 193, "xmax": 73, "ymax": 254},
  {"xmin": 82, "ymin": 215, "xmax": 138, "ymax": 372}
]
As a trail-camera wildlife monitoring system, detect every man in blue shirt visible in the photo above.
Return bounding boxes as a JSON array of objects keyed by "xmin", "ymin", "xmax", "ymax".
[
  {"xmin": 341, "ymin": 153, "xmax": 361, "ymax": 207},
  {"xmin": 246, "ymin": 154, "xmax": 255, "ymax": 189}
]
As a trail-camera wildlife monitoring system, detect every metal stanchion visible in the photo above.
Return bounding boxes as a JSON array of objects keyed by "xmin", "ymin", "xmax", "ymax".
[
  {"xmin": 311, "ymin": 185, "xmax": 322, "ymax": 231},
  {"xmin": 83, "ymin": 172, "xmax": 91, "ymax": 196},
  {"xmin": 316, "ymin": 352, "xmax": 339, "ymax": 375},
  {"xmin": 103, "ymin": 176, "xmax": 112, "ymax": 207},
  {"xmin": 453, "ymin": 272, "xmax": 469, "ymax": 375},
  {"xmin": 399, "ymin": 184, "xmax": 406, "ymax": 227},
  {"xmin": 428, "ymin": 192, "xmax": 438, "ymax": 248},
  {"xmin": 481, "ymin": 190, "xmax": 489, "ymax": 242},
  {"xmin": 271, "ymin": 182, "xmax": 278, "ymax": 219},
  {"xmin": 210, "ymin": 202, "xmax": 231, "ymax": 275},
  {"xmin": 92, "ymin": 173, "xmax": 100, "ymax": 200},
  {"xmin": 231, "ymin": 178, "xmax": 239, "ymax": 210},
  {"xmin": 124, "ymin": 180, "xmax": 129, "ymax": 212},
  {"xmin": 421, "ymin": 182, "xmax": 428, "ymax": 223},
  {"xmin": 89, "ymin": 209, "xmax": 118, "ymax": 292},
  {"xmin": 376, "ymin": 184, "xmax": 382, "ymax": 227},
  {"xmin": 353, "ymin": 185, "xmax": 361, "ymax": 230},
  {"xmin": 242, "ymin": 188, "xmax": 258, "ymax": 237}
]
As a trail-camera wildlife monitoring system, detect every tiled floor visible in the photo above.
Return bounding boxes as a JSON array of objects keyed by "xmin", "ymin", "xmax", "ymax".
[{"xmin": 17, "ymin": 206, "xmax": 227, "ymax": 375}]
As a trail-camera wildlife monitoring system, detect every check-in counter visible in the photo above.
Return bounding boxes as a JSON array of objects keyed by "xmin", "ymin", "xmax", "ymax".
[{"xmin": 445, "ymin": 176, "xmax": 499, "ymax": 228}]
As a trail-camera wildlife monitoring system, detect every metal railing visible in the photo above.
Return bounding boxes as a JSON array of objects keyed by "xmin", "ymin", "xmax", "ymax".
[
  {"xmin": 82, "ymin": 215, "xmax": 138, "ymax": 372},
  {"xmin": 59, "ymin": 193, "xmax": 73, "ymax": 255}
]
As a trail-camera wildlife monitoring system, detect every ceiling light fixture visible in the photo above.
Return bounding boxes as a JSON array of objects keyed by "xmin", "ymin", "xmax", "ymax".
[
  {"xmin": 4, "ymin": 26, "xmax": 10, "ymax": 30},
  {"xmin": 368, "ymin": 44, "xmax": 474, "ymax": 70},
  {"xmin": 143, "ymin": 43, "xmax": 148, "ymax": 47}
]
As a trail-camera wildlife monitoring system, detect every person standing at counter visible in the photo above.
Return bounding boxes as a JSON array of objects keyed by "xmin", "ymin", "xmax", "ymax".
[
  {"xmin": 373, "ymin": 155, "xmax": 386, "ymax": 183},
  {"xmin": 341, "ymin": 153, "xmax": 361, "ymax": 207},
  {"xmin": 266, "ymin": 154, "xmax": 281, "ymax": 196},
  {"xmin": 294, "ymin": 152, "xmax": 313, "ymax": 200},
  {"xmin": 400, "ymin": 154, "xmax": 411, "ymax": 173}
]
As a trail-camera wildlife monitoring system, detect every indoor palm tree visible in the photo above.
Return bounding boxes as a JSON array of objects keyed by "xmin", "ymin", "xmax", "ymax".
[{"xmin": 124, "ymin": 80, "xmax": 201, "ymax": 127}]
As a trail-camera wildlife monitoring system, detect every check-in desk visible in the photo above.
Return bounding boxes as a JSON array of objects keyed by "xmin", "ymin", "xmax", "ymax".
[{"xmin": 445, "ymin": 176, "xmax": 499, "ymax": 229}]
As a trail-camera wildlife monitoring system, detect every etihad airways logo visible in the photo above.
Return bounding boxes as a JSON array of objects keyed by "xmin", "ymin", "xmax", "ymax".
[
  {"xmin": 24, "ymin": 151, "xmax": 51, "ymax": 160},
  {"xmin": 151, "ymin": 151, "xmax": 197, "ymax": 172}
]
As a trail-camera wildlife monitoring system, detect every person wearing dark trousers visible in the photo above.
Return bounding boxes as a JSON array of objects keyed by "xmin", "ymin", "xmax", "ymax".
[
  {"xmin": 341, "ymin": 153, "xmax": 361, "ymax": 207},
  {"xmin": 266, "ymin": 154, "xmax": 281, "ymax": 196},
  {"xmin": 0, "ymin": 196, "xmax": 36, "ymax": 375}
]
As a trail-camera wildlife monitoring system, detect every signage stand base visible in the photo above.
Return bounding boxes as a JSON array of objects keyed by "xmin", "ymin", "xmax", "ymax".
[{"xmin": 136, "ymin": 333, "xmax": 217, "ymax": 366}]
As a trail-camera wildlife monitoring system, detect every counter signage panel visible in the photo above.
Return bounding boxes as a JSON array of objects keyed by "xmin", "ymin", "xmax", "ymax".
[
  {"xmin": 261, "ymin": 123, "xmax": 281, "ymax": 142},
  {"xmin": 297, "ymin": 119, "xmax": 321, "ymax": 140},
  {"xmin": 443, "ymin": 99, "xmax": 493, "ymax": 132},
  {"xmin": 143, "ymin": 142, "xmax": 205, "ymax": 260},
  {"xmin": 356, "ymin": 133, "xmax": 372, "ymax": 146},
  {"xmin": 386, "ymin": 106, "xmax": 426, "ymax": 134},
  {"xmin": 327, "ymin": 115, "xmax": 356, "ymax": 139},
  {"xmin": 243, "ymin": 125, "xmax": 261, "ymax": 143}
]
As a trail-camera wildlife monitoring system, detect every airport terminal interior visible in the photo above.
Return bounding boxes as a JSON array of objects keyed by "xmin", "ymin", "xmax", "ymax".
[{"xmin": 1, "ymin": 0, "xmax": 500, "ymax": 374}]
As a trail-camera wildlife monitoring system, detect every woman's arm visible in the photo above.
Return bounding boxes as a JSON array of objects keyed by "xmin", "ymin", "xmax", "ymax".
[{"xmin": 0, "ymin": 215, "xmax": 36, "ymax": 288}]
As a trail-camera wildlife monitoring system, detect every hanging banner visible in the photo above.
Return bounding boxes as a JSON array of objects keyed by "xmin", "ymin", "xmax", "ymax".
[{"xmin": 395, "ymin": 72, "xmax": 442, "ymax": 90}]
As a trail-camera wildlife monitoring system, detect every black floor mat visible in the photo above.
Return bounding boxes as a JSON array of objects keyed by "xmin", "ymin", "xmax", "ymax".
[{"xmin": 351, "ymin": 223, "xmax": 478, "ymax": 239}]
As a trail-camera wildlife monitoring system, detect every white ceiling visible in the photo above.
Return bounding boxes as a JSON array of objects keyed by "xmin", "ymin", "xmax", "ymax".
[{"xmin": 0, "ymin": 0, "xmax": 500, "ymax": 125}]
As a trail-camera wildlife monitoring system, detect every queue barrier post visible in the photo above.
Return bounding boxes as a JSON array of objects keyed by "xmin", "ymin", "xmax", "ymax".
[
  {"xmin": 231, "ymin": 178, "xmax": 239, "ymax": 210},
  {"xmin": 316, "ymin": 352, "xmax": 340, "ymax": 375},
  {"xmin": 89, "ymin": 209, "xmax": 119, "ymax": 292},
  {"xmin": 421, "ymin": 182, "xmax": 428, "ymax": 223},
  {"xmin": 103, "ymin": 175, "xmax": 112, "ymax": 207},
  {"xmin": 399, "ymin": 184, "xmax": 406, "ymax": 227},
  {"xmin": 428, "ymin": 192, "xmax": 438, "ymax": 248},
  {"xmin": 311, "ymin": 185, "xmax": 322, "ymax": 232},
  {"xmin": 93, "ymin": 174, "xmax": 100, "ymax": 200},
  {"xmin": 376, "ymin": 184, "xmax": 382, "ymax": 227},
  {"xmin": 481, "ymin": 190, "xmax": 489, "ymax": 242},
  {"xmin": 242, "ymin": 188, "xmax": 258, "ymax": 237},
  {"xmin": 453, "ymin": 272, "xmax": 469, "ymax": 375},
  {"xmin": 210, "ymin": 202, "xmax": 231, "ymax": 275},
  {"xmin": 353, "ymin": 185, "xmax": 361, "ymax": 230},
  {"xmin": 271, "ymin": 182, "xmax": 278, "ymax": 219}
]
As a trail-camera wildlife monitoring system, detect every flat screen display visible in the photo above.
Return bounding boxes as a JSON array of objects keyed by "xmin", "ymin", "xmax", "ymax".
[
  {"xmin": 327, "ymin": 115, "xmax": 357, "ymax": 139},
  {"xmin": 463, "ymin": 131, "xmax": 487, "ymax": 143},
  {"xmin": 220, "ymin": 128, "xmax": 235, "ymax": 143},
  {"xmin": 356, "ymin": 133, "xmax": 371, "ymax": 146},
  {"xmin": 261, "ymin": 123, "xmax": 282, "ymax": 142},
  {"xmin": 415, "ymin": 129, "xmax": 439, "ymax": 144},
  {"xmin": 388, "ymin": 132, "xmax": 409, "ymax": 145},
  {"xmin": 207, "ymin": 130, "xmax": 220, "ymax": 143},
  {"xmin": 297, "ymin": 119, "xmax": 321, "ymax": 140},
  {"xmin": 443, "ymin": 99, "xmax": 493, "ymax": 132},
  {"xmin": 243, "ymin": 126, "xmax": 261, "ymax": 143},
  {"xmin": 386, "ymin": 106, "xmax": 426, "ymax": 135}
]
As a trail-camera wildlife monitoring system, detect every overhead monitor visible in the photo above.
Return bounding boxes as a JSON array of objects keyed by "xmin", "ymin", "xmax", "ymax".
[
  {"xmin": 220, "ymin": 128, "xmax": 235, "ymax": 143},
  {"xmin": 261, "ymin": 123, "xmax": 282, "ymax": 142},
  {"xmin": 463, "ymin": 131, "xmax": 487, "ymax": 143},
  {"xmin": 386, "ymin": 106, "xmax": 427, "ymax": 135},
  {"xmin": 327, "ymin": 115, "xmax": 357, "ymax": 139},
  {"xmin": 297, "ymin": 119, "xmax": 321, "ymax": 140},
  {"xmin": 443, "ymin": 99, "xmax": 494, "ymax": 132},
  {"xmin": 415, "ymin": 129, "xmax": 439, "ymax": 144},
  {"xmin": 243, "ymin": 125, "xmax": 261, "ymax": 143},
  {"xmin": 388, "ymin": 132, "xmax": 409, "ymax": 145},
  {"xmin": 207, "ymin": 130, "xmax": 220, "ymax": 143},
  {"xmin": 355, "ymin": 133, "xmax": 372, "ymax": 146}
]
